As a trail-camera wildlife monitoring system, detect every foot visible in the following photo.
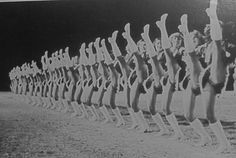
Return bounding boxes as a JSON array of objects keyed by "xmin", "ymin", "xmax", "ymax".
[
  {"xmin": 94, "ymin": 37, "xmax": 100, "ymax": 48},
  {"xmin": 122, "ymin": 32, "xmax": 128, "ymax": 40},
  {"xmin": 141, "ymin": 24, "xmax": 150, "ymax": 41},
  {"xmin": 179, "ymin": 14, "xmax": 188, "ymax": 35},
  {"xmin": 180, "ymin": 14, "xmax": 188, "ymax": 27},
  {"xmin": 205, "ymin": 7, "xmax": 217, "ymax": 19},
  {"xmin": 108, "ymin": 37, "xmax": 112, "ymax": 44},
  {"xmin": 155, "ymin": 20, "xmax": 162, "ymax": 30},
  {"xmin": 124, "ymin": 23, "xmax": 130, "ymax": 35},
  {"xmin": 143, "ymin": 24, "xmax": 150, "ymax": 37},
  {"xmin": 156, "ymin": 13, "xmax": 168, "ymax": 29},
  {"xmin": 112, "ymin": 30, "xmax": 118, "ymax": 41},
  {"xmin": 160, "ymin": 13, "xmax": 168, "ymax": 23}
]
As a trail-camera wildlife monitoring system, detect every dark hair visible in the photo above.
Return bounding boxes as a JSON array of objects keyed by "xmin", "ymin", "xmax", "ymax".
[
  {"xmin": 190, "ymin": 30, "xmax": 205, "ymax": 45},
  {"xmin": 169, "ymin": 32, "xmax": 183, "ymax": 43}
]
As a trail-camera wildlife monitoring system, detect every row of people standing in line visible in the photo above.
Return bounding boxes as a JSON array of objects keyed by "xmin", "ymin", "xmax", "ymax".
[{"xmin": 9, "ymin": 0, "xmax": 236, "ymax": 154}]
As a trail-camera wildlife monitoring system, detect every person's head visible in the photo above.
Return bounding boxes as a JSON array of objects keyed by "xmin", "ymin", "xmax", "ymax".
[
  {"xmin": 153, "ymin": 37, "xmax": 162, "ymax": 52},
  {"xmin": 169, "ymin": 32, "xmax": 183, "ymax": 49},
  {"xmin": 189, "ymin": 30, "xmax": 205, "ymax": 48},
  {"xmin": 137, "ymin": 39, "xmax": 146, "ymax": 54},
  {"xmin": 204, "ymin": 24, "xmax": 212, "ymax": 43}
]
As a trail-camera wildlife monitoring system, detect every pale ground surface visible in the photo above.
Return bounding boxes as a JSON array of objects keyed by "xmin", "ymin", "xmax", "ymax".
[{"xmin": 0, "ymin": 91, "xmax": 236, "ymax": 158}]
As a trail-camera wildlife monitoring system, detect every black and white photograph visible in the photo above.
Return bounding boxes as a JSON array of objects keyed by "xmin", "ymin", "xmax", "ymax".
[{"xmin": 0, "ymin": 0, "xmax": 236, "ymax": 157}]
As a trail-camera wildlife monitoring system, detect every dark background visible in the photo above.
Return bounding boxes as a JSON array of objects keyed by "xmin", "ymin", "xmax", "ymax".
[{"xmin": 0, "ymin": 0, "xmax": 235, "ymax": 91}]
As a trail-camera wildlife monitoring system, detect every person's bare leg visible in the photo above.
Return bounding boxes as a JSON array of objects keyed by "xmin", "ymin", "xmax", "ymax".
[
  {"xmin": 123, "ymin": 24, "xmax": 150, "ymax": 132},
  {"xmin": 205, "ymin": 0, "xmax": 231, "ymax": 153},
  {"xmin": 141, "ymin": 24, "xmax": 168, "ymax": 135},
  {"xmin": 156, "ymin": 14, "xmax": 184, "ymax": 139},
  {"xmin": 85, "ymin": 83, "xmax": 97, "ymax": 121},
  {"xmin": 145, "ymin": 82, "xmax": 167, "ymax": 135},
  {"xmin": 109, "ymin": 64, "xmax": 125, "ymax": 127},
  {"xmin": 107, "ymin": 32, "xmax": 136, "ymax": 127},
  {"xmin": 130, "ymin": 80, "xmax": 150, "ymax": 132},
  {"xmin": 71, "ymin": 81, "xmax": 82, "ymax": 117},
  {"xmin": 79, "ymin": 84, "xmax": 89, "ymax": 119}
]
